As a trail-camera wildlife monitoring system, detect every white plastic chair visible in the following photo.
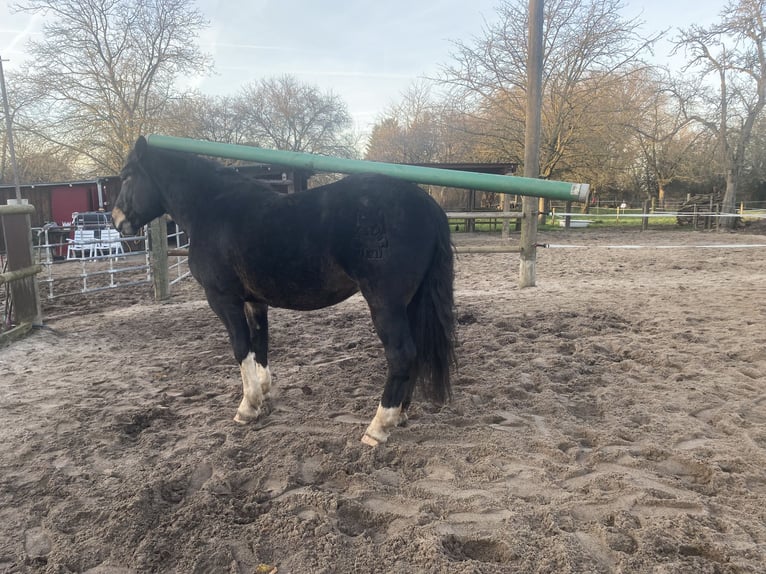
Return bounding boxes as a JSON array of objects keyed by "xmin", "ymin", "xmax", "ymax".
[
  {"xmin": 97, "ymin": 228, "xmax": 125, "ymax": 256},
  {"xmin": 66, "ymin": 229, "xmax": 97, "ymax": 259}
]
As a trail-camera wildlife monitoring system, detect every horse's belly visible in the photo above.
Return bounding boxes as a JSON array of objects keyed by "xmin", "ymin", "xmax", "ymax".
[
  {"xmin": 246, "ymin": 270, "xmax": 359, "ymax": 311},
  {"xmin": 261, "ymin": 284, "xmax": 359, "ymax": 311}
]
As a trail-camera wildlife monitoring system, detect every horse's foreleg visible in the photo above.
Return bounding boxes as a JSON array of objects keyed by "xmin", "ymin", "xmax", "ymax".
[
  {"xmin": 234, "ymin": 352, "xmax": 265, "ymax": 424},
  {"xmin": 362, "ymin": 306, "xmax": 416, "ymax": 446},
  {"xmin": 205, "ymin": 291, "xmax": 264, "ymax": 424}
]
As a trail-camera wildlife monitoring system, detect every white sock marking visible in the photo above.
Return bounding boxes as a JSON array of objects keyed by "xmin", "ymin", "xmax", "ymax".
[
  {"xmin": 236, "ymin": 352, "xmax": 264, "ymax": 422},
  {"xmin": 255, "ymin": 362, "xmax": 271, "ymax": 395},
  {"xmin": 363, "ymin": 403, "xmax": 402, "ymax": 444}
]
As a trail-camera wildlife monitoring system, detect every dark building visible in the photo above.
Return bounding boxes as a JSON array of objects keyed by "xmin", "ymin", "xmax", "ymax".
[{"xmin": 0, "ymin": 165, "xmax": 311, "ymax": 252}]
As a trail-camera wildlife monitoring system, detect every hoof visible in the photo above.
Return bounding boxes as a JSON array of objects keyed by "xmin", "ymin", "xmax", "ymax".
[
  {"xmin": 361, "ymin": 433, "xmax": 382, "ymax": 447},
  {"xmin": 234, "ymin": 406, "xmax": 261, "ymax": 424}
]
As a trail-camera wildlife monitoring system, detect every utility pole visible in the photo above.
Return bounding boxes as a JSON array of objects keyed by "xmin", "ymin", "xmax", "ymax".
[
  {"xmin": 0, "ymin": 55, "xmax": 22, "ymax": 202},
  {"xmin": 519, "ymin": 0, "xmax": 543, "ymax": 288},
  {"xmin": 0, "ymin": 55, "xmax": 42, "ymax": 329}
]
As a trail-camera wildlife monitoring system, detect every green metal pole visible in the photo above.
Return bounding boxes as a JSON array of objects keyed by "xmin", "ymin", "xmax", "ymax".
[{"xmin": 146, "ymin": 134, "xmax": 590, "ymax": 203}]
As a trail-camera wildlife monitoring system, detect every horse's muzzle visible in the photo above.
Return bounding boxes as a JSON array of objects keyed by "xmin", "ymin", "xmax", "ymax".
[{"xmin": 111, "ymin": 207, "xmax": 134, "ymax": 236}]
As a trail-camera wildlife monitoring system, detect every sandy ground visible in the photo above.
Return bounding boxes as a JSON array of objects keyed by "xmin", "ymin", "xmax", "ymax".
[{"xmin": 1, "ymin": 226, "xmax": 766, "ymax": 574}]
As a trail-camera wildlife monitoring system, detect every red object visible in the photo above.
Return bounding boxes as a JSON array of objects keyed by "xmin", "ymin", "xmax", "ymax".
[{"xmin": 50, "ymin": 185, "xmax": 99, "ymax": 225}]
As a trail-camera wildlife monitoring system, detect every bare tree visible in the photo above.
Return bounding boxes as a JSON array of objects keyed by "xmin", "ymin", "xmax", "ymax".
[
  {"xmin": 162, "ymin": 93, "xmax": 249, "ymax": 146},
  {"xmin": 438, "ymin": 0, "xmax": 659, "ymax": 180},
  {"xmin": 366, "ymin": 117, "xmax": 408, "ymax": 163},
  {"xmin": 11, "ymin": 0, "xmax": 210, "ymax": 174},
  {"xmin": 745, "ymin": 114, "xmax": 766, "ymax": 199},
  {"xmin": 628, "ymin": 72, "xmax": 713, "ymax": 207},
  {"xmin": 366, "ymin": 82, "xmax": 443, "ymax": 163},
  {"xmin": 235, "ymin": 75, "xmax": 354, "ymax": 157},
  {"xmin": 0, "ymin": 70, "xmax": 75, "ymax": 183},
  {"xmin": 673, "ymin": 0, "xmax": 766, "ymax": 227}
]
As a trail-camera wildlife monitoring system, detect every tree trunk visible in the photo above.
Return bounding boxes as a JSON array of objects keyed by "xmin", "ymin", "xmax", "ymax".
[{"xmin": 721, "ymin": 167, "xmax": 738, "ymax": 230}]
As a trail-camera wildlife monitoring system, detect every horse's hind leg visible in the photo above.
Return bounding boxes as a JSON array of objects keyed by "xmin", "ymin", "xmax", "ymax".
[
  {"xmin": 245, "ymin": 302, "xmax": 271, "ymax": 397},
  {"xmin": 362, "ymin": 304, "xmax": 417, "ymax": 446}
]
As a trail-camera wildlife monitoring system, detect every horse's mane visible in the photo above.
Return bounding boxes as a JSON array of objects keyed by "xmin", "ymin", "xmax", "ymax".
[{"xmin": 150, "ymin": 146, "xmax": 276, "ymax": 198}]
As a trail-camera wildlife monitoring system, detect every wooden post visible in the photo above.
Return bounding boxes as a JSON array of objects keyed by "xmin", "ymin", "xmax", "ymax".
[
  {"xmin": 149, "ymin": 218, "xmax": 169, "ymax": 301},
  {"xmin": 537, "ymin": 197, "xmax": 547, "ymax": 225},
  {"xmin": 501, "ymin": 194, "xmax": 511, "ymax": 239},
  {"xmin": 1, "ymin": 203, "xmax": 42, "ymax": 344},
  {"xmin": 642, "ymin": 199, "xmax": 650, "ymax": 231},
  {"xmin": 1, "ymin": 203, "xmax": 41, "ymax": 324},
  {"xmin": 466, "ymin": 189, "xmax": 476, "ymax": 232},
  {"xmin": 520, "ymin": 0, "xmax": 543, "ymax": 289},
  {"xmin": 520, "ymin": 199, "xmax": 537, "ymax": 286}
]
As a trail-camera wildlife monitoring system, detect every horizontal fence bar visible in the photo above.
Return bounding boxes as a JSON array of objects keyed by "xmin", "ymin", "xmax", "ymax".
[
  {"xmin": 167, "ymin": 245, "xmax": 536, "ymax": 256},
  {"xmin": 0, "ymin": 264, "xmax": 42, "ymax": 285},
  {"xmin": 45, "ymin": 279, "xmax": 152, "ymax": 300},
  {"xmin": 72, "ymin": 264, "xmax": 149, "ymax": 279},
  {"xmin": 544, "ymin": 243, "xmax": 766, "ymax": 250},
  {"xmin": 0, "ymin": 323, "xmax": 34, "ymax": 345},
  {"xmin": 552, "ymin": 211, "xmax": 765, "ymax": 218},
  {"xmin": 0, "ymin": 204, "xmax": 35, "ymax": 215},
  {"xmin": 169, "ymin": 269, "xmax": 192, "ymax": 286},
  {"xmin": 146, "ymin": 134, "xmax": 590, "ymax": 203},
  {"xmin": 36, "ymin": 264, "xmax": 150, "ymax": 284},
  {"xmin": 455, "ymin": 245, "xmax": 523, "ymax": 253},
  {"xmin": 446, "ymin": 212, "xmax": 524, "ymax": 219}
]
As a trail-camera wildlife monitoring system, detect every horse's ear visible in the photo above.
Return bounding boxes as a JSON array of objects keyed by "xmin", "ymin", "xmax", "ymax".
[{"xmin": 135, "ymin": 135, "xmax": 147, "ymax": 158}]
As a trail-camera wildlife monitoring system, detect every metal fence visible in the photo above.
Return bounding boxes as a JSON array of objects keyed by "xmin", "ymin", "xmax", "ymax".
[
  {"xmin": 167, "ymin": 224, "xmax": 191, "ymax": 286},
  {"xmin": 29, "ymin": 221, "xmax": 191, "ymax": 300}
]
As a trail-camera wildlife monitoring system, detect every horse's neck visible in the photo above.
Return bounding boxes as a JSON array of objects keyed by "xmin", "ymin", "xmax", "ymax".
[
  {"xmin": 150, "ymin": 158, "xmax": 211, "ymax": 233},
  {"xmin": 149, "ymin": 155, "xmax": 277, "ymax": 233},
  {"xmin": 162, "ymin": 180, "xmax": 206, "ymax": 233}
]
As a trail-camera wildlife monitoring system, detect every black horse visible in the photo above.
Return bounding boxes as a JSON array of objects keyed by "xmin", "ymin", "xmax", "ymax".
[{"xmin": 113, "ymin": 136, "xmax": 456, "ymax": 445}]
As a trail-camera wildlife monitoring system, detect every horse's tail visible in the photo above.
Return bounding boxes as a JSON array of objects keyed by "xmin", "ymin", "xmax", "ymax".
[{"xmin": 408, "ymin": 218, "xmax": 456, "ymax": 404}]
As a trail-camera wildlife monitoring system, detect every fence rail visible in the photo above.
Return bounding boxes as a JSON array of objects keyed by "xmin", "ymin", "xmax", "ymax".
[
  {"xmin": 0, "ymin": 264, "xmax": 42, "ymax": 285},
  {"xmin": 32, "ymin": 227, "xmax": 152, "ymax": 299},
  {"xmin": 167, "ymin": 225, "xmax": 191, "ymax": 286}
]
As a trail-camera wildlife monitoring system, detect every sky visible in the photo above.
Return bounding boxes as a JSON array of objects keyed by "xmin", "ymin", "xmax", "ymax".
[{"xmin": 0, "ymin": 0, "xmax": 725, "ymax": 135}]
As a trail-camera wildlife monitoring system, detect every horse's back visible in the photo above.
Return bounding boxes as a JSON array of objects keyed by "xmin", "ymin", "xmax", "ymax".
[
  {"xmin": 191, "ymin": 173, "xmax": 448, "ymax": 310},
  {"xmin": 317, "ymin": 174, "xmax": 448, "ymax": 299},
  {"xmin": 317, "ymin": 172, "xmax": 441, "ymax": 239}
]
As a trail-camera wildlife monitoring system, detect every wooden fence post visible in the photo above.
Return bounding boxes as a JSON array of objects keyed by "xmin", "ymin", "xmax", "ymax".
[
  {"xmin": 502, "ymin": 193, "xmax": 511, "ymax": 239},
  {"xmin": 1, "ymin": 202, "xmax": 42, "ymax": 344},
  {"xmin": 519, "ymin": 197, "xmax": 537, "ymax": 288},
  {"xmin": 149, "ymin": 218, "xmax": 169, "ymax": 301},
  {"xmin": 642, "ymin": 199, "xmax": 650, "ymax": 231}
]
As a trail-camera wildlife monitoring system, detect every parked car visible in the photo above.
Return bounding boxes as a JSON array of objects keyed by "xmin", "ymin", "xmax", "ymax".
[{"xmin": 71, "ymin": 211, "xmax": 112, "ymax": 231}]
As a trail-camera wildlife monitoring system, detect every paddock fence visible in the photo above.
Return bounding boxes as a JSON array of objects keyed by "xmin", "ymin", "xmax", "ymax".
[
  {"xmin": 26, "ymin": 220, "xmax": 190, "ymax": 303},
  {"xmin": 547, "ymin": 199, "xmax": 766, "ymax": 230}
]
